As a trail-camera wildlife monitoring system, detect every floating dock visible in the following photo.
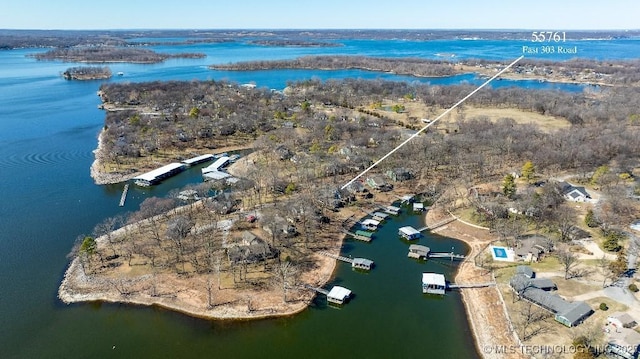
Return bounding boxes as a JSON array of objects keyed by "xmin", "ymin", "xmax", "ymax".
[
  {"xmin": 320, "ymin": 251, "xmax": 374, "ymax": 270},
  {"xmin": 399, "ymin": 226, "xmax": 421, "ymax": 240},
  {"xmin": 118, "ymin": 184, "xmax": 129, "ymax": 207},
  {"xmin": 343, "ymin": 229, "xmax": 373, "ymax": 242}
]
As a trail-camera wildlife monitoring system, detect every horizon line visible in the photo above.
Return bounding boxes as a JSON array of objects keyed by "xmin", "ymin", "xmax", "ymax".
[{"xmin": 2, "ymin": 28, "xmax": 640, "ymax": 32}]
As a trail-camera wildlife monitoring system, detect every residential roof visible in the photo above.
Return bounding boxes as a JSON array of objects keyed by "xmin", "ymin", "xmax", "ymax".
[
  {"xmin": 510, "ymin": 274, "xmax": 556, "ymax": 291},
  {"xmin": 558, "ymin": 301, "xmax": 593, "ymax": 325},
  {"xmin": 516, "ymin": 265, "xmax": 535, "ymax": 278},
  {"xmin": 422, "ymin": 273, "xmax": 446, "ymax": 287},
  {"xmin": 608, "ymin": 327, "xmax": 640, "ymax": 348},
  {"xmin": 372, "ymin": 212, "xmax": 389, "ymax": 219}
]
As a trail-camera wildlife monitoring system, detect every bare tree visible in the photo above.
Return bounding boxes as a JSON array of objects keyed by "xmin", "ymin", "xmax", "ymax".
[
  {"xmin": 272, "ymin": 261, "xmax": 298, "ymax": 303},
  {"xmin": 515, "ymin": 301, "xmax": 552, "ymax": 341},
  {"xmin": 556, "ymin": 246, "xmax": 579, "ymax": 279}
]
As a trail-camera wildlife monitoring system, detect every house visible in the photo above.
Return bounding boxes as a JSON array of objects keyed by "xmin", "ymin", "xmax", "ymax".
[
  {"xmin": 327, "ymin": 286, "xmax": 352, "ymax": 304},
  {"xmin": 399, "ymin": 226, "xmax": 421, "ymax": 240},
  {"xmin": 608, "ymin": 313, "xmax": 638, "ymax": 329},
  {"xmin": 366, "ymin": 176, "xmax": 392, "ymax": 191},
  {"xmin": 408, "ymin": 244, "xmax": 430, "ymax": 260},
  {"xmin": 386, "ymin": 168, "xmax": 413, "ymax": 182},
  {"xmin": 555, "ymin": 301, "xmax": 593, "ymax": 327},
  {"xmin": 514, "ymin": 235, "xmax": 551, "ymax": 262},
  {"xmin": 262, "ymin": 217, "xmax": 297, "ymax": 238},
  {"xmin": 344, "ymin": 181, "xmax": 365, "ymax": 195},
  {"xmin": 510, "ymin": 268, "xmax": 593, "ymax": 327},
  {"xmin": 510, "ymin": 274, "xmax": 557, "ymax": 292},
  {"xmin": 559, "ymin": 181, "xmax": 591, "ymax": 202},
  {"xmin": 516, "ymin": 265, "xmax": 535, "ymax": 279},
  {"xmin": 606, "ymin": 327, "xmax": 640, "ymax": 359},
  {"xmin": 422, "ymin": 273, "xmax": 446, "ymax": 295},
  {"xmin": 227, "ymin": 233, "xmax": 277, "ymax": 264}
]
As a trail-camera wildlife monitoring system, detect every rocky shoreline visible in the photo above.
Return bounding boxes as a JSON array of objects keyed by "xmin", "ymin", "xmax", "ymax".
[{"xmin": 89, "ymin": 129, "xmax": 138, "ymax": 185}]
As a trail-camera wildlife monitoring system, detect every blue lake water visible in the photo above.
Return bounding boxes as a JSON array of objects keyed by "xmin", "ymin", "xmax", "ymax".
[{"xmin": 0, "ymin": 36, "xmax": 639, "ymax": 358}]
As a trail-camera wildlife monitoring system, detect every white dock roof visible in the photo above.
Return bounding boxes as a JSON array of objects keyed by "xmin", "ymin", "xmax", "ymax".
[
  {"xmin": 422, "ymin": 273, "xmax": 446, "ymax": 287},
  {"xmin": 327, "ymin": 286, "xmax": 352, "ymax": 301},
  {"xmin": 362, "ymin": 219, "xmax": 380, "ymax": 226},
  {"xmin": 399, "ymin": 226, "xmax": 420, "ymax": 236},
  {"xmin": 182, "ymin": 154, "xmax": 214, "ymax": 165},
  {"xmin": 133, "ymin": 163, "xmax": 184, "ymax": 182},
  {"xmin": 202, "ymin": 156, "xmax": 230, "ymax": 174}
]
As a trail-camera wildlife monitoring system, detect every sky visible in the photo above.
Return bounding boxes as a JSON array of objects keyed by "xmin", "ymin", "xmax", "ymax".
[{"xmin": 1, "ymin": 0, "xmax": 638, "ymax": 30}]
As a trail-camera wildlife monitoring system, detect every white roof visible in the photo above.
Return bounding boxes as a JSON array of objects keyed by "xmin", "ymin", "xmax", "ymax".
[
  {"xmin": 353, "ymin": 258, "xmax": 374, "ymax": 266},
  {"xmin": 362, "ymin": 219, "xmax": 380, "ymax": 226},
  {"xmin": 327, "ymin": 286, "xmax": 352, "ymax": 300},
  {"xmin": 203, "ymin": 171, "xmax": 230, "ymax": 180},
  {"xmin": 373, "ymin": 212, "xmax": 389, "ymax": 218},
  {"xmin": 134, "ymin": 163, "xmax": 184, "ymax": 182},
  {"xmin": 399, "ymin": 226, "xmax": 420, "ymax": 236},
  {"xmin": 182, "ymin": 154, "xmax": 213, "ymax": 165},
  {"xmin": 202, "ymin": 156, "xmax": 230, "ymax": 174},
  {"xmin": 413, "ymin": 203, "xmax": 424, "ymax": 210},
  {"xmin": 387, "ymin": 205, "xmax": 401, "ymax": 211},
  {"xmin": 422, "ymin": 273, "xmax": 446, "ymax": 286}
]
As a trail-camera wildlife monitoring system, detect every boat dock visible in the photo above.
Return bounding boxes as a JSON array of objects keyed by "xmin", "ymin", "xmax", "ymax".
[
  {"xmin": 118, "ymin": 184, "xmax": 129, "ymax": 207},
  {"xmin": 417, "ymin": 216, "xmax": 456, "ymax": 232},
  {"xmin": 320, "ymin": 251, "xmax": 374, "ymax": 270},
  {"xmin": 133, "ymin": 162, "xmax": 185, "ymax": 186},
  {"xmin": 342, "ymin": 229, "xmax": 373, "ymax": 242}
]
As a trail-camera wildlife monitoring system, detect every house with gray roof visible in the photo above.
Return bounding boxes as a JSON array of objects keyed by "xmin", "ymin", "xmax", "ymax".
[
  {"xmin": 510, "ymin": 268, "xmax": 592, "ymax": 327},
  {"xmin": 558, "ymin": 181, "xmax": 591, "ymax": 202}
]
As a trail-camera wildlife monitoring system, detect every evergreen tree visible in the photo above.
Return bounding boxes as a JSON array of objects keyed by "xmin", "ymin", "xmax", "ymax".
[
  {"xmin": 502, "ymin": 173, "xmax": 517, "ymax": 198},
  {"xmin": 521, "ymin": 161, "xmax": 535, "ymax": 183}
]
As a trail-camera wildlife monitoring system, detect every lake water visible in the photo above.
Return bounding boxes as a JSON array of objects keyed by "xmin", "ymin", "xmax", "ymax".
[{"xmin": 1, "ymin": 36, "xmax": 639, "ymax": 358}]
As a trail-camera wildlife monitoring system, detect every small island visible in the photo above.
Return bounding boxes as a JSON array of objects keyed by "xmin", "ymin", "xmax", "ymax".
[
  {"xmin": 33, "ymin": 46, "xmax": 205, "ymax": 64},
  {"xmin": 62, "ymin": 66, "xmax": 112, "ymax": 80}
]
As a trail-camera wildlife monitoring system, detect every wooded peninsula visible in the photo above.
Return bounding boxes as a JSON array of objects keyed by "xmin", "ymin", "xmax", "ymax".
[{"xmin": 59, "ymin": 54, "xmax": 640, "ymax": 357}]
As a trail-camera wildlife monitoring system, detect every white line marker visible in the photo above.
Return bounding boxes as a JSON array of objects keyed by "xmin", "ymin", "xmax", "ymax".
[{"xmin": 341, "ymin": 55, "xmax": 525, "ymax": 190}]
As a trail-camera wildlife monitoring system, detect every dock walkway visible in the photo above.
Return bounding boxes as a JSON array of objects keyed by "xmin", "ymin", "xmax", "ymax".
[
  {"xmin": 119, "ymin": 184, "xmax": 129, "ymax": 207},
  {"xmin": 448, "ymin": 282, "xmax": 496, "ymax": 289},
  {"xmin": 418, "ymin": 216, "xmax": 456, "ymax": 232},
  {"xmin": 319, "ymin": 251, "xmax": 354, "ymax": 264},
  {"xmin": 302, "ymin": 284, "xmax": 329, "ymax": 296},
  {"xmin": 429, "ymin": 252, "xmax": 465, "ymax": 260}
]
